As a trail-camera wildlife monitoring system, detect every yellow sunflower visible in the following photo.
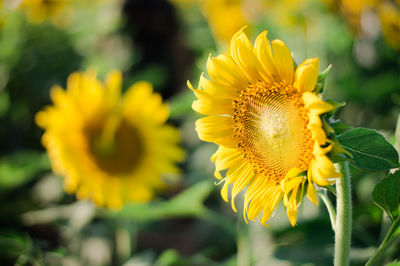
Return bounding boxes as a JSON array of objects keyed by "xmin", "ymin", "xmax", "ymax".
[
  {"xmin": 189, "ymin": 29, "xmax": 341, "ymax": 226},
  {"xmin": 36, "ymin": 70, "xmax": 185, "ymax": 208},
  {"xmin": 17, "ymin": 0, "xmax": 75, "ymax": 27},
  {"xmin": 200, "ymin": 0, "xmax": 248, "ymax": 44},
  {"xmin": 379, "ymin": 1, "xmax": 400, "ymax": 50}
]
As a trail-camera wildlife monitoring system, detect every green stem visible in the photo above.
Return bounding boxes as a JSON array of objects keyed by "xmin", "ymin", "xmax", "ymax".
[
  {"xmin": 237, "ymin": 215, "xmax": 251, "ymax": 266},
  {"xmin": 318, "ymin": 189, "xmax": 337, "ymax": 231},
  {"xmin": 334, "ymin": 161, "xmax": 352, "ymax": 266},
  {"xmin": 366, "ymin": 216, "xmax": 400, "ymax": 266}
]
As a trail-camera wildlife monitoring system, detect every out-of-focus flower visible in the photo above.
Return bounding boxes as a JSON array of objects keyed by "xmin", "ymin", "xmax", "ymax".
[
  {"xmin": 379, "ymin": 1, "xmax": 400, "ymax": 50},
  {"xmin": 170, "ymin": 0, "xmax": 255, "ymax": 44},
  {"xmin": 200, "ymin": 0, "xmax": 248, "ymax": 44},
  {"xmin": 326, "ymin": 0, "xmax": 400, "ymax": 50},
  {"xmin": 262, "ymin": 0, "xmax": 308, "ymax": 27},
  {"xmin": 36, "ymin": 70, "xmax": 185, "ymax": 208},
  {"xmin": 17, "ymin": 0, "xmax": 76, "ymax": 27},
  {"xmin": 189, "ymin": 29, "xmax": 341, "ymax": 226},
  {"xmin": 339, "ymin": 0, "xmax": 376, "ymax": 30},
  {"xmin": 15, "ymin": 0, "xmax": 119, "ymax": 28}
]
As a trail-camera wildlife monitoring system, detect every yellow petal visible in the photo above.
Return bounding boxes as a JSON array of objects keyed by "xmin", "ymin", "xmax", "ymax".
[
  {"xmin": 123, "ymin": 81, "xmax": 169, "ymax": 123},
  {"xmin": 207, "ymin": 54, "xmax": 248, "ymax": 89},
  {"xmin": 221, "ymin": 180, "xmax": 229, "ymax": 202},
  {"xmin": 105, "ymin": 70, "xmax": 122, "ymax": 108},
  {"xmin": 199, "ymin": 74, "xmax": 238, "ymax": 98},
  {"xmin": 212, "ymin": 146, "xmax": 244, "ymax": 180},
  {"xmin": 229, "ymin": 162, "xmax": 254, "ymax": 212},
  {"xmin": 271, "ymin": 39, "xmax": 294, "ymax": 84},
  {"xmin": 307, "ymin": 179, "xmax": 319, "ymax": 206},
  {"xmin": 195, "ymin": 116, "xmax": 237, "ymax": 147},
  {"xmin": 310, "ymin": 156, "xmax": 341, "ymax": 187},
  {"xmin": 260, "ymin": 186, "xmax": 283, "ymax": 224},
  {"xmin": 302, "ymin": 92, "xmax": 334, "ymax": 115},
  {"xmin": 254, "ymin": 30, "xmax": 276, "ymax": 80},
  {"xmin": 294, "ymin": 58, "xmax": 319, "ymax": 93},
  {"xmin": 230, "ymin": 29, "xmax": 263, "ymax": 83},
  {"xmin": 189, "ymin": 82, "xmax": 234, "ymax": 116}
]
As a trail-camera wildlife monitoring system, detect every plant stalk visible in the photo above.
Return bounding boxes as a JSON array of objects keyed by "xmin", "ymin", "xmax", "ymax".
[
  {"xmin": 334, "ymin": 161, "xmax": 352, "ymax": 266},
  {"xmin": 365, "ymin": 216, "xmax": 400, "ymax": 265},
  {"xmin": 318, "ymin": 189, "xmax": 337, "ymax": 231}
]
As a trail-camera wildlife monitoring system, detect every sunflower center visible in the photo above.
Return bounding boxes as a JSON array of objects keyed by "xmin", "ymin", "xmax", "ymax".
[
  {"xmin": 233, "ymin": 81, "xmax": 313, "ymax": 182},
  {"xmin": 85, "ymin": 117, "xmax": 144, "ymax": 175}
]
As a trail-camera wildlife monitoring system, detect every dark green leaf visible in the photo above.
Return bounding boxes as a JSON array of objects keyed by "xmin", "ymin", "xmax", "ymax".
[
  {"xmin": 0, "ymin": 151, "xmax": 50, "ymax": 190},
  {"xmin": 372, "ymin": 171, "xmax": 400, "ymax": 220},
  {"xmin": 337, "ymin": 128, "xmax": 399, "ymax": 171}
]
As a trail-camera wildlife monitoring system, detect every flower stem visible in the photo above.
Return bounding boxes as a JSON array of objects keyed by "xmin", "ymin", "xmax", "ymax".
[
  {"xmin": 318, "ymin": 189, "xmax": 336, "ymax": 231},
  {"xmin": 334, "ymin": 161, "xmax": 352, "ymax": 266},
  {"xmin": 366, "ymin": 216, "xmax": 400, "ymax": 266}
]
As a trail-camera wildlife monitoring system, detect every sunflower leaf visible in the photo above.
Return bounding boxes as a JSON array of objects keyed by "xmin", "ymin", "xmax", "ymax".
[
  {"xmin": 372, "ymin": 171, "xmax": 400, "ymax": 221},
  {"xmin": 386, "ymin": 261, "xmax": 400, "ymax": 266},
  {"xmin": 336, "ymin": 128, "xmax": 400, "ymax": 171}
]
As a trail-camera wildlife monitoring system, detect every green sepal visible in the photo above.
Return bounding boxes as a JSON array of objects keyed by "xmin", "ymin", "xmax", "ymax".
[
  {"xmin": 326, "ymin": 118, "xmax": 353, "ymax": 135},
  {"xmin": 324, "ymin": 118, "xmax": 353, "ymax": 163},
  {"xmin": 315, "ymin": 64, "xmax": 332, "ymax": 94},
  {"xmin": 324, "ymin": 98, "xmax": 346, "ymax": 116},
  {"xmin": 327, "ymin": 137, "xmax": 353, "ymax": 163}
]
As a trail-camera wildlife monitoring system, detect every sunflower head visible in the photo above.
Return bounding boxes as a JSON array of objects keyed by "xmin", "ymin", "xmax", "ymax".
[
  {"xmin": 190, "ymin": 28, "xmax": 342, "ymax": 226},
  {"xmin": 36, "ymin": 70, "xmax": 185, "ymax": 208}
]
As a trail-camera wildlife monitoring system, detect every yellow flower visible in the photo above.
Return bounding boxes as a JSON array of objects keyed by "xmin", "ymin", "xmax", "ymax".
[
  {"xmin": 200, "ymin": 0, "xmax": 248, "ymax": 44},
  {"xmin": 36, "ymin": 70, "xmax": 185, "ymax": 208},
  {"xmin": 189, "ymin": 29, "xmax": 341, "ymax": 226},
  {"xmin": 379, "ymin": 1, "xmax": 400, "ymax": 50},
  {"xmin": 17, "ymin": 0, "xmax": 75, "ymax": 27}
]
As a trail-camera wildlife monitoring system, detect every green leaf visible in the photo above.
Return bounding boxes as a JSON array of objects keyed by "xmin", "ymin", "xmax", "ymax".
[
  {"xmin": 0, "ymin": 151, "xmax": 50, "ymax": 190},
  {"xmin": 337, "ymin": 128, "xmax": 400, "ymax": 171},
  {"xmin": 327, "ymin": 119, "xmax": 352, "ymax": 135},
  {"xmin": 315, "ymin": 64, "xmax": 331, "ymax": 93},
  {"xmin": 372, "ymin": 171, "xmax": 400, "ymax": 220},
  {"xmin": 109, "ymin": 181, "xmax": 214, "ymax": 221},
  {"xmin": 386, "ymin": 261, "xmax": 400, "ymax": 266},
  {"xmin": 168, "ymin": 91, "xmax": 195, "ymax": 119}
]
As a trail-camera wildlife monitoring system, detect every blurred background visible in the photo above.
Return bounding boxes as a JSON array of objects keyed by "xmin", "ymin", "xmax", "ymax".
[{"xmin": 0, "ymin": 0, "xmax": 399, "ymax": 265}]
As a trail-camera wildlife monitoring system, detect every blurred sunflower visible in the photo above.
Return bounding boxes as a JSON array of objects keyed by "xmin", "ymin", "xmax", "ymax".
[
  {"xmin": 379, "ymin": 1, "xmax": 400, "ymax": 50},
  {"xmin": 17, "ymin": 0, "xmax": 76, "ymax": 27},
  {"xmin": 189, "ymin": 29, "xmax": 341, "ymax": 226},
  {"xmin": 36, "ymin": 70, "xmax": 185, "ymax": 208},
  {"xmin": 16, "ymin": 0, "xmax": 117, "ymax": 27},
  {"xmin": 200, "ymin": 0, "xmax": 248, "ymax": 44}
]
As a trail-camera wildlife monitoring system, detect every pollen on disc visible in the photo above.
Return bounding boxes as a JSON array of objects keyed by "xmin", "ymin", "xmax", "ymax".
[{"xmin": 233, "ymin": 81, "xmax": 313, "ymax": 180}]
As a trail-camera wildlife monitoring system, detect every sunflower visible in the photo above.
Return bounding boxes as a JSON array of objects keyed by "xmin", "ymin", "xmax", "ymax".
[
  {"xmin": 189, "ymin": 29, "xmax": 341, "ymax": 226},
  {"xmin": 17, "ymin": 0, "xmax": 75, "ymax": 27},
  {"xmin": 200, "ymin": 0, "xmax": 248, "ymax": 44},
  {"xmin": 36, "ymin": 70, "xmax": 185, "ymax": 208},
  {"xmin": 379, "ymin": 1, "xmax": 400, "ymax": 50}
]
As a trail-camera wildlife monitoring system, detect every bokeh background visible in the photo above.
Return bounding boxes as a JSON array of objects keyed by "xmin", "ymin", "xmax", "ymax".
[{"xmin": 0, "ymin": 0, "xmax": 399, "ymax": 265}]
